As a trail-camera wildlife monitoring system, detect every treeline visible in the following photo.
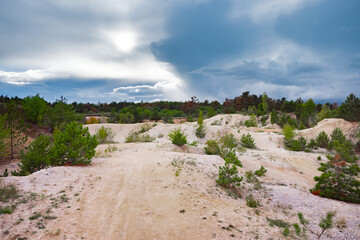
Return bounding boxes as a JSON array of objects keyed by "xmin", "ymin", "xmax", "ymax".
[{"xmin": 1, "ymin": 92, "xmax": 359, "ymax": 126}]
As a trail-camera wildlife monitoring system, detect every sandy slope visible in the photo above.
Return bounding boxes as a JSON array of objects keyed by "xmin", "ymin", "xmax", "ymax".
[{"xmin": 1, "ymin": 116, "xmax": 360, "ymax": 240}]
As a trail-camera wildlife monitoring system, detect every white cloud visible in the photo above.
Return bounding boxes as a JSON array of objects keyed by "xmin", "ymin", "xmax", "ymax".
[
  {"xmin": 0, "ymin": 69, "xmax": 57, "ymax": 85},
  {"xmin": 0, "ymin": 0, "xmax": 187, "ymax": 98},
  {"xmin": 229, "ymin": 0, "xmax": 319, "ymax": 23}
]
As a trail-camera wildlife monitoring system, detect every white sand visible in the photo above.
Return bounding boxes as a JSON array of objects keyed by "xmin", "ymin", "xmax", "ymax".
[{"xmin": 1, "ymin": 116, "xmax": 359, "ymax": 240}]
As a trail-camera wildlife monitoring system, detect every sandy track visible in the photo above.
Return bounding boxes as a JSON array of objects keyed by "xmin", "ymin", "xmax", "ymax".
[{"xmin": 1, "ymin": 116, "xmax": 360, "ymax": 240}]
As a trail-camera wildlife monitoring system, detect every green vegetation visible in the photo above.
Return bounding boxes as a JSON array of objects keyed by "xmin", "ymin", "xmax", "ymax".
[
  {"xmin": 316, "ymin": 131, "xmax": 329, "ymax": 148},
  {"xmin": 0, "ymin": 114, "xmax": 9, "ymax": 158},
  {"xmin": 195, "ymin": 124, "xmax": 206, "ymax": 138},
  {"xmin": 95, "ymin": 126, "xmax": 115, "ymax": 144},
  {"xmin": 204, "ymin": 140, "xmax": 221, "ymax": 155},
  {"xmin": 5, "ymin": 100, "xmax": 28, "ymax": 160},
  {"xmin": 168, "ymin": 128, "xmax": 187, "ymax": 146},
  {"xmin": 254, "ymin": 166, "xmax": 267, "ymax": 177},
  {"xmin": 240, "ymin": 133, "xmax": 256, "ymax": 149},
  {"xmin": 52, "ymin": 122, "xmax": 98, "ymax": 166},
  {"xmin": 15, "ymin": 135, "xmax": 53, "ymax": 175},
  {"xmin": 125, "ymin": 131, "xmax": 154, "ymax": 143},
  {"xmin": 244, "ymin": 114, "xmax": 257, "ymax": 127},
  {"xmin": 216, "ymin": 159, "xmax": 243, "ymax": 189},
  {"xmin": 22, "ymin": 94, "xmax": 50, "ymax": 125}
]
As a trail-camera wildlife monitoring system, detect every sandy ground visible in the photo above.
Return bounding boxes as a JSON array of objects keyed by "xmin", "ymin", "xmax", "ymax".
[{"xmin": 1, "ymin": 115, "xmax": 360, "ymax": 240}]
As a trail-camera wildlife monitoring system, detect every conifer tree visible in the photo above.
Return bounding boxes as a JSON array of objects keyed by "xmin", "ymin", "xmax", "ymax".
[{"xmin": 5, "ymin": 100, "xmax": 28, "ymax": 160}]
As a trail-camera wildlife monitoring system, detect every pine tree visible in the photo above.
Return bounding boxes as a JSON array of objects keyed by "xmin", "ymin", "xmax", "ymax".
[
  {"xmin": 52, "ymin": 122, "xmax": 98, "ymax": 165},
  {"xmin": 310, "ymin": 152, "xmax": 360, "ymax": 203},
  {"xmin": 5, "ymin": 100, "xmax": 28, "ymax": 160},
  {"xmin": 0, "ymin": 114, "xmax": 9, "ymax": 158}
]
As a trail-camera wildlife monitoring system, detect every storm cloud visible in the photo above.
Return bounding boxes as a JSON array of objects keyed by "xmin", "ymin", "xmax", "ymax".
[{"xmin": 0, "ymin": 0, "xmax": 359, "ymax": 102}]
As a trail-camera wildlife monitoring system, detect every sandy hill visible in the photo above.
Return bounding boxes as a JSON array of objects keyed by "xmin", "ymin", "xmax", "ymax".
[{"xmin": 1, "ymin": 115, "xmax": 359, "ymax": 240}]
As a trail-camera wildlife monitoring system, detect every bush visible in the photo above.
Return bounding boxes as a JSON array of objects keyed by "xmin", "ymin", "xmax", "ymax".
[
  {"xmin": 197, "ymin": 110, "xmax": 204, "ymax": 125},
  {"xmin": 87, "ymin": 117, "xmax": 99, "ymax": 124},
  {"xmin": 307, "ymin": 139, "xmax": 317, "ymax": 149},
  {"xmin": 244, "ymin": 114, "xmax": 257, "ymax": 127},
  {"xmin": 52, "ymin": 122, "xmax": 98, "ymax": 165},
  {"xmin": 270, "ymin": 109, "xmax": 280, "ymax": 124},
  {"xmin": 241, "ymin": 133, "xmax": 256, "ymax": 149},
  {"xmin": 283, "ymin": 124, "xmax": 295, "ymax": 148},
  {"xmin": 216, "ymin": 161, "xmax": 243, "ymax": 189},
  {"xmin": 204, "ymin": 140, "xmax": 221, "ymax": 155},
  {"xmin": 219, "ymin": 149, "xmax": 242, "ymax": 167},
  {"xmin": 168, "ymin": 128, "xmax": 187, "ymax": 146},
  {"xmin": 125, "ymin": 131, "xmax": 154, "ymax": 143},
  {"xmin": 13, "ymin": 135, "xmax": 53, "ymax": 176},
  {"xmin": 246, "ymin": 194, "xmax": 259, "ymax": 208},
  {"xmin": 254, "ymin": 166, "xmax": 267, "ymax": 176},
  {"xmin": 220, "ymin": 133, "xmax": 238, "ymax": 149},
  {"xmin": 315, "ymin": 131, "xmax": 329, "ymax": 148},
  {"xmin": 118, "ymin": 112, "xmax": 135, "ymax": 124},
  {"xmin": 195, "ymin": 124, "xmax": 206, "ymax": 138},
  {"xmin": 328, "ymin": 128, "xmax": 346, "ymax": 149},
  {"xmin": 290, "ymin": 137, "xmax": 307, "ymax": 151},
  {"xmin": 95, "ymin": 126, "xmax": 114, "ymax": 144}
]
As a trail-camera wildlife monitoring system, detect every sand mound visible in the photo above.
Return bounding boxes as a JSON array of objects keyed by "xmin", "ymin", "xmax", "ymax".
[{"xmin": 1, "ymin": 116, "xmax": 359, "ymax": 240}]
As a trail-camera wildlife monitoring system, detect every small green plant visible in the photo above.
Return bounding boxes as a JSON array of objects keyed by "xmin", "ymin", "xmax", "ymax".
[
  {"xmin": 244, "ymin": 114, "xmax": 257, "ymax": 127},
  {"xmin": 125, "ymin": 131, "xmax": 154, "ymax": 143},
  {"xmin": 283, "ymin": 124, "xmax": 295, "ymax": 147},
  {"xmin": 317, "ymin": 156, "xmax": 322, "ymax": 160},
  {"xmin": 29, "ymin": 212, "xmax": 42, "ymax": 220},
  {"xmin": 254, "ymin": 166, "xmax": 267, "ymax": 176},
  {"xmin": 220, "ymin": 134, "xmax": 238, "ymax": 149},
  {"xmin": 298, "ymin": 211, "xmax": 336, "ymax": 240},
  {"xmin": 204, "ymin": 140, "xmax": 221, "ymax": 155},
  {"xmin": 289, "ymin": 137, "xmax": 307, "ymax": 151},
  {"xmin": 95, "ymin": 126, "xmax": 115, "ymax": 144},
  {"xmin": 246, "ymin": 194, "xmax": 259, "ymax": 208},
  {"xmin": 168, "ymin": 128, "xmax": 187, "ymax": 146},
  {"xmin": 13, "ymin": 135, "xmax": 53, "ymax": 176},
  {"xmin": 171, "ymin": 158, "xmax": 184, "ymax": 176},
  {"xmin": 219, "ymin": 149, "xmax": 242, "ymax": 167},
  {"xmin": 140, "ymin": 123, "xmax": 152, "ymax": 133},
  {"xmin": 0, "ymin": 207, "xmax": 14, "ymax": 214},
  {"xmin": 189, "ymin": 141, "xmax": 198, "ymax": 146},
  {"xmin": 241, "ymin": 133, "xmax": 256, "ymax": 149},
  {"xmin": 195, "ymin": 124, "xmax": 206, "ymax": 138},
  {"xmin": 0, "ymin": 184, "xmax": 19, "ymax": 202},
  {"xmin": 216, "ymin": 160, "xmax": 243, "ymax": 190},
  {"xmin": 316, "ymin": 131, "xmax": 329, "ymax": 148}
]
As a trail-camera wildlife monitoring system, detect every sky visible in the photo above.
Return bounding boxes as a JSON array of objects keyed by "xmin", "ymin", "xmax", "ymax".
[{"xmin": 0, "ymin": 0, "xmax": 359, "ymax": 103}]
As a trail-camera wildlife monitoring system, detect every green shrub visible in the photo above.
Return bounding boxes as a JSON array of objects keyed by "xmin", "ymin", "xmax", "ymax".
[
  {"xmin": 52, "ymin": 122, "xmax": 98, "ymax": 165},
  {"xmin": 246, "ymin": 194, "xmax": 259, "ymax": 208},
  {"xmin": 0, "ymin": 184, "xmax": 19, "ymax": 202},
  {"xmin": 328, "ymin": 128, "xmax": 346, "ymax": 149},
  {"xmin": 260, "ymin": 115, "xmax": 268, "ymax": 126},
  {"xmin": 168, "ymin": 128, "xmax": 187, "ymax": 146},
  {"xmin": 307, "ymin": 139, "xmax": 317, "ymax": 149},
  {"xmin": 270, "ymin": 109, "xmax": 280, "ymax": 124},
  {"xmin": 216, "ymin": 161, "xmax": 243, "ymax": 189},
  {"xmin": 316, "ymin": 131, "xmax": 329, "ymax": 148},
  {"xmin": 195, "ymin": 124, "xmax": 206, "ymax": 138},
  {"xmin": 197, "ymin": 110, "xmax": 204, "ymax": 125},
  {"xmin": 283, "ymin": 124, "xmax": 295, "ymax": 147},
  {"xmin": 290, "ymin": 137, "xmax": 307, "ymax": 151},
  {"xmin": 140, "ymin": 123, "xmax": 152, "ymax": 133},
  {"xmin": 95, "ymin": 126, "xmax": 114, "ymax": 144},
  {"xmin": 241, "ymin": 133, "xmax": 256, "ymax": 149},
  {"xmin": 254, "ymin": 166, "xmax": 267, "ymax": 176},
  {"xmin": 244, "ymin": 114, "xmax": 257, "ymax": 127},
  {"xmin": 118, "ymin": 112, "xmax": 135, "ymax": 124},
  {"xmin": 204, "ymin": 140, "xmax": 221, "ymax": 155},
  {"xmin": 125, "ymin": 131, "xmax": 154, "ymax": 143},
  {"xmin": 220, "ymin": 133, "xmax": 238, "ymax": 149},
  {"xmin": 219, "ymin": 149, "xmax": 242, "ymax": 167},
  {"xmin": 13, "ymin": 135, "xmax": 53, "ymax": 176}
]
